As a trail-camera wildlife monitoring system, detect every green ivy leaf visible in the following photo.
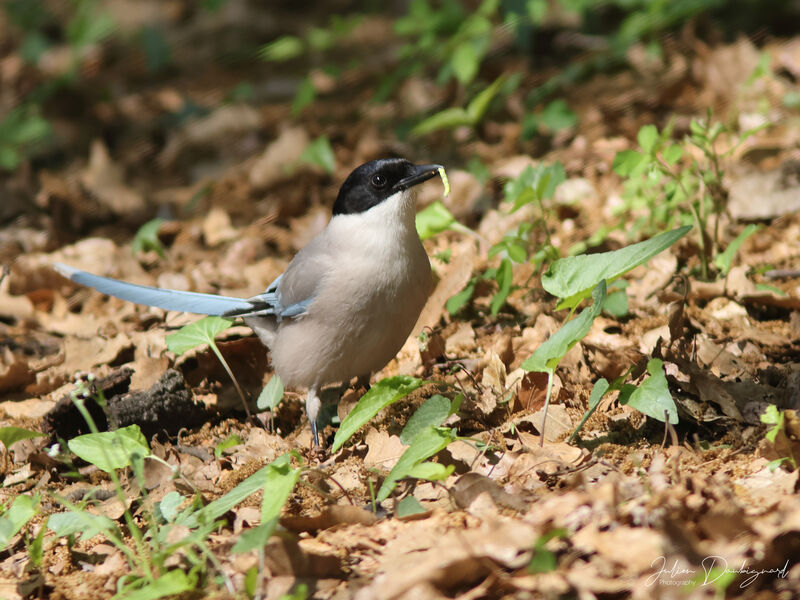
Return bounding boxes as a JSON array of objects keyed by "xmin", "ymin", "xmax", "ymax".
[
  {"xmin": 256, "ymin": 375, "xmax": 284, "ymax": 412},
  {"xmin": 618, "ymin": 358, "xmax": 678, "ymax": 424},
  {"xmin": 165, "ymin": 316, "xmax": 234, "ymax": 355}
]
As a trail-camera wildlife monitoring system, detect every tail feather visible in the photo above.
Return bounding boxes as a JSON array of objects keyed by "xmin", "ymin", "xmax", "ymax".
[{"xmin": 54, "ymin": 263, "xmax": 256, "ymax": 316}]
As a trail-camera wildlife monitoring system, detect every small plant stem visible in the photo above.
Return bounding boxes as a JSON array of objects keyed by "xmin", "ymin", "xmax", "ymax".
[
  {"xmin": 687, "ymin": 201, "xmax": 709, "ymax": 280},
  {"xmin": 535, "ymin": 200, "xmax": 553, "ymax": 245},
  {"xmin": 200, "ymin": 545, "xmax": 235, "ymax": 595},
  {"xmin": 538, "ymin": 371, "xmax": 554, "ymax": 447},
  {"xmin": 657, "ymin": 157, "xmax": 709, "ymax": 280},
  {"xmin": 71, "ymin": 392, "xmax": 156, "ymax": 582},
  {"xmin": 209, "ymin": 342, "xmax": 252, "ymax": 419},
  {"xmin": 49, "ymin": 492, "xmax": 141, "ymax": 566}
]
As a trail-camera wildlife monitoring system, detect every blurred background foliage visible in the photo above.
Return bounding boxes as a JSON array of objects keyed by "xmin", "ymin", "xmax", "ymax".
[{"xmin": 1, "ymin": 0, "xmax": 798, "ymax": 196}]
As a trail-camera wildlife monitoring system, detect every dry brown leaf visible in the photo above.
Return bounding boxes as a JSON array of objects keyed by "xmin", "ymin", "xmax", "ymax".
[
  {"xmin": 202, "ymin": 207, "xmax": 238, "ymax": 247},
  {"xmin": 0, "ymin": 348, "xmax": 34, "ymax": 394},
  {"xmin": 530, "ymin": 404, "xmax": 572, "ymax": 443},
  {"xmin": 160, "ymin": 104, "xmax": 262, "ymax": 167},
  {"xmin": 80, "ymin": 140, "xmax": 146, "ymax": 218},
  {"xmin": 264, "ymin": 536, "xmax": 343, "ymax": 578},
  {"xmin": 281, "ymin": 505, "xmax": 378, "ymax": 533},
  {"xmin": 452, "ymin": 472, "xmax": 528, "ymax": 512},
  {"xmin": 363, "ymin": 428, "xmax": 407, "ymax": 471},
  {"xmin": 249, "ymin": 126, "xmax": 309, "ymax": 189}
]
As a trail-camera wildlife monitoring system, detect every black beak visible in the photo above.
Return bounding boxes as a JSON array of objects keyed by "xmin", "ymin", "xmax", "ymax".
[{"xmin": 394, "ymin": 163, "xmax": 443, "ymax": 192}]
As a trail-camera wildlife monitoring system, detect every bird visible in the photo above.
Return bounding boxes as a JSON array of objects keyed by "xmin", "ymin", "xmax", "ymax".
[{"xmin": 55, "ymin": 158, "xmax": 443, "ymax": 446}]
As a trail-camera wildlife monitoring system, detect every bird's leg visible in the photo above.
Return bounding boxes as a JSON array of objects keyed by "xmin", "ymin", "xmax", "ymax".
[
  {"xmin": 306, "ymin": 386, "xmax": 321, "ymax": 447},
  {"xmin": 355, "ymin": 373, "xmax": 371, "ymax": 391}
]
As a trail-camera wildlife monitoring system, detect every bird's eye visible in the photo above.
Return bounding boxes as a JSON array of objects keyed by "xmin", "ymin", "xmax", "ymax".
[{"xmin": 371, "ymin": 174, "xmax": 388, "ymax": 188}]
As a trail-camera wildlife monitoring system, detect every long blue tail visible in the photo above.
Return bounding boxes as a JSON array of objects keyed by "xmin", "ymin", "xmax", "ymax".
[{"xmin": 54, "ymin": 263, "xmax": 257, "ymax": 316}]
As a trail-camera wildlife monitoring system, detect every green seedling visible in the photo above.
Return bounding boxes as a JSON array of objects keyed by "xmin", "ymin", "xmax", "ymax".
[
  {"xmin": 214, "ymin": 435, "xmax": 243, "ymax": 458},
  {"xmin": 376, "ymin": 425, "xmax": 457, "ymax": 503},
  {"xmin": 68, "ymin": 425, "xmax": 150, "ymax": 473},
  {"xmin": 613, "ymin": 114, "xmax": 765, "ymax": 280},
  {"xmin": 334, "ymin": 385, "xmax": 462, "ymax": 503},
  {"xmin": 51, "ymin": 380, "xmax": 304, "ymax": 598},
  {"xmin": 296, "ymin": 136, "xmax": 336, "ymax": 174},
  {"xmin": 523, "ymin": 281, "xmax": 607, "ymax": 445},
  {"xmin": 0, "ymin": 494, "xmax": 40, "ymax": 551},
  {"xmin": 0, "ymin": 426, "xmax": 46, "ymax": 472},
  {"xmin": 183, "ymin": 453, "xmax": 298, "ymax": 529},
  {"xmin": 377, "ymin": 393, "xmax": 462, "ymax": 503},
  {"xmin": 232, "ymin": 458, "xmax": 300, "ymax": 553},
  {"xmin": 400, "ymin": 394, "xmax": 452, "ymax": 445},
  {"xmin": 257, "ymin": 375, "xmax": 284, "ymax": 413},
  {"xmin": 0, "ymin": 105, "xmax": 50, "ymax": 170},
  {"xmin": 410, "ymin": 74, "xmax": 512, "ymax": 136},
  {"xmin": 131, "ymin": 218, "xmax": 166, "ymax": 258},
  {"xmin": 761, "ymin": 405, "xmax": 798, "ymax": 470},
  {"xmin": 543, "ymin": 225, "xmax": 691, "ymax": 310},
  {"xmin": 331, "ymin": 376, "xmax": 424, "ymax": 452},
  {"xmin": 527, "ymin": 528, "xmax": 568, "ymax": 573},
  {"xmin": 522, "ymin": 99, "xmax": 578, "ymax": 139},
  {"xmin": 447, "ymin": 162, "xmax": 564, "ymax": 316},
  {"xmin": 166, "ymin": 316, "xmax": 250, "ymax": 416},
  {"xmin": 617, "ymin": 359, "xmax": 678, "ymax": 424},
  {"xmin": 714, "ymin": 224, "xmax": 758, "ymax": 276},
  {"xmin": 526, "ymin": 225, "xmax": 687, "ymax": 442}
]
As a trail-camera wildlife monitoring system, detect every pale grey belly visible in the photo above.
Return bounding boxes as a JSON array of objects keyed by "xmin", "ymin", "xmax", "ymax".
[{"xmin": 269, "ymin": 284, "xmax": 428, "ymax": 388}]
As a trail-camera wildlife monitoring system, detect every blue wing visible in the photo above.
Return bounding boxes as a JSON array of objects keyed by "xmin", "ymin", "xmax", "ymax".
[
  {"xmin": 54, "ymin": 263, "xmax": 313, "ymax": 321},
  {"xmin": 222, "ymin": 273, "xmax": 314, "ymax": 321}
]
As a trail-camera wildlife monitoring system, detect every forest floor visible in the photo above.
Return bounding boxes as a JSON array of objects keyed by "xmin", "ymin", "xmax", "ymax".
[{"xmin": 1, "ymin": 2, "xmax": 800, "ymax": 599}]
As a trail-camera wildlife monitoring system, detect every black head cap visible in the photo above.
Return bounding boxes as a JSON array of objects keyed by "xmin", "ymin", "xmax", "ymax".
[{"xmin": 332, "ymin": 158, "xmax": 442, "ymax": 216}]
